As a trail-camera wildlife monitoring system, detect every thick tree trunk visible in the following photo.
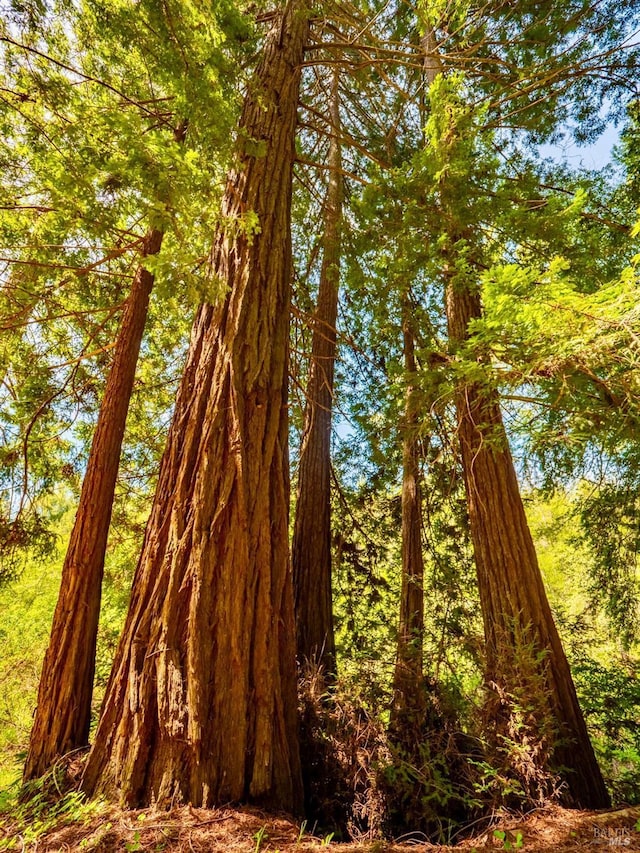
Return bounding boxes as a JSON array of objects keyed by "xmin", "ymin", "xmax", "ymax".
[
  {"xmin": 292, "ymin": 69, "xmax": 342, "ymax": 675},
  {"xmin": 23, "ymin": 226, "xmax": 164, "ymax": 782},
  {"xmin": 82, "ymin": 6, "xmax": 308, "ymax": 812},
  {"xmin": 445, "ymin": 277, "xmax": 610, "ymax": 808},
  {"xmin": 390, "ymin": 300, "xmax": 426, "ymax": 728}
]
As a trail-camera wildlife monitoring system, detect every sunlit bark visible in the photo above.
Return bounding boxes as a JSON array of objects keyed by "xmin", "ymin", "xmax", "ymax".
[
  {"xmin": 82, "ymin": 6, "xmax": 308, "ymax": 811},
  {"xmin": 24, "ymin": 223, "xmax": 166, "ymax": 781}
]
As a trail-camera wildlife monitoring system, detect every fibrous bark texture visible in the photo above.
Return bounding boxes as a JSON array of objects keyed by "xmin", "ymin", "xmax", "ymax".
[
  {"xmin": 390, "ymin": 300, "xmax": 426, "ymax": 729},
  {"xmin": 292, "ymin": 69, "xmax": 342, "ymax": 676},
  {"xmin": 446, "ymin": 278, "xmax": 610, "ymax": 809},
  {"xmin": 82, "ymin": 6, "xmax": 308, "ymax": 812},
  {"xmin": 24, "ymin": 226, "xmax": 164, "ymax": 782}
]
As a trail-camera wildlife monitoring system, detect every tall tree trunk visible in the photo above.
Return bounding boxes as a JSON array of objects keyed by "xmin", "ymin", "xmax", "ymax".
[
  {"xmin": 292, "ymin": 68, "xmax": 342, "ymax": 675},
  {"xmin": 445, "ymin": 269, "xmax": 610, "ymax": 808},
  {"xmin": 390, "ymin": 297, "xmax": 426, "ymax": 729},
  {"xmin": 23, "ymin": 224, "xmax": 166, "ymax": 782},
  {"xmin": 387, "ymin": 22, "xmax": 440, "ymax": 734},
  {"xmin": 419, "ymin": 20, "xmax": 609, "ymax": 809},
  {"xmin": 82, "ymin": 6, "xmax": 308, "ymax": 812}
]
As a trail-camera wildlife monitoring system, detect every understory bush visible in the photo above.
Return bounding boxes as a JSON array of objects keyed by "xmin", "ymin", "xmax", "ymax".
[
  {"xmin": 573, "ymin": 655, "xmax": 640, "ymax": 805},
  {"xmin": 297, "ymin": 663, "xmax": 570, "ymax": 844}
]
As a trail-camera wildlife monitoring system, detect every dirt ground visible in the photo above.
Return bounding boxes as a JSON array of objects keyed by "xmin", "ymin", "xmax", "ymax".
[{"xmin": 2, "ymin": 803, "xmax": 639, "ymax": 852}]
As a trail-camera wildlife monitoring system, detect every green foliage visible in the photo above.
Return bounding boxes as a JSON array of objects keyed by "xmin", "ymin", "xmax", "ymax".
[
  {"xmin": 93, "ymin": 527, "xmax": 142, "ymax": 693},
  {"xmin": 578, "ymin": 480, "xmax": 640, "ymax": 648},
  {"xmin": 476, "ymin": 249, "xmax": 640, "ymax": 459},
  {"xmin": 572, "ymin": 656, "xmax": 640, "ymax": 804},
  {"xmin": 0, "ymin": 502, "xmax": 133, "ymax": 787},
  {"xmin": 0, "ymin": 769, "xmax": 107, "ymax": 850},
  {"xmin": 528, "ymin": 492, "xmax": 640, "ymax": 804},
  {"xmin": 124, "ymin": 831, "xmax": 143, "ymax": 853},
  {"xmin": 0, "ymin": 0, "xmax": 253, "ymax": 565},
  {"xmin": 332, "ymin": 479, "xmax": 399, "ymax": 698},
  {"xmin": 479, "ymin": 624, "xmax": 564, "ymax": 808},
  {"xmin": 0, "ymin": 509, "xmax": 71, "ymax": 788},
  {"xmin": 382, "ymin": 729, "xmax": 485, "ymax": 844},
  {"xmin": 493, "ymin": 829, "xmax": 524, "ymax": 851},
  {"xmin": 253, "ymin": 825, "xmax": 268, "ymax": 852},
  {"xmin": 1, "ymin": 0, "xmax": 639, "ymax": 838},
  {"xmin": 0, "ymin": 512, "xmax": 56, "ymax": 584}
]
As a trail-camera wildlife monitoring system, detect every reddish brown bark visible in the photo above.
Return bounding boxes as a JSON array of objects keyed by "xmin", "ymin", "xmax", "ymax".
[
  {"xmin": 292, "ymin": 69, "xmax": 342, "ymax": 675},
  {"xmin": 81, "ymin": 6, "xmax": 308, "ymax": 812},
  {"xmin": 445, "ymin": 276, "xmax": 610, "ymax": 808},
  {"xmin": 23, "ymin": 226, "xmax": 164, "ymax": 782},
  {"xmin": 419, "ymin": 20, "xmax": 608, "ymax": 807},
  {"xmin": 390, "ymin": 300, "xmax": 426, "ymax": 728}
]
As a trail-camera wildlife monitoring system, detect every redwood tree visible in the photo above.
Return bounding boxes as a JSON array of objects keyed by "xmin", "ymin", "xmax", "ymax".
[
  {"xmin": 24, "ymin": 222, "xmax": 167, "ymax": 781},
  {"xmin": 430, "ymin": 98, "xmax": 610, "ymax": 807},
  {"xmin": 389, "ymin": 297, "xmax": 426, "ymax": 729},
  {"xmin": 414, "ymin": 7, "xmax": 611, "ymax": 805},
  {"xmin": 389, "ymin": 27, "xmax": 438, "ymax": 729},
  {"xmin": 82, "ymin": 4, "xmax": 309, "ymax": 811},
  {"xmin": 445, "ymin": 268, "xmax": 610, "ymax": 808},
  {"xmin": 292, "ymin": 68, "xmax": 342, "ymax": 675}
]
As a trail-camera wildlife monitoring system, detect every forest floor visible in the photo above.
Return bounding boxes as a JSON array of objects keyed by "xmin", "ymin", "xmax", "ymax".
[{"xmin": 1, "ymin": 802, "xmax": 639, "ymax": 852}]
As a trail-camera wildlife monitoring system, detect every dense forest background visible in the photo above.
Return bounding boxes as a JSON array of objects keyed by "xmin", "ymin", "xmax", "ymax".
[{"xmin": 1, "ymin": 0, "xmax": 640, "ymax": 846}]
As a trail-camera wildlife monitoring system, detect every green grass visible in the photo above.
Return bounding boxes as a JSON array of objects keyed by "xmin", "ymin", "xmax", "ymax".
[{"xmin": 0, "ymin": 770, "xmax": 108, "ymax": 850}]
